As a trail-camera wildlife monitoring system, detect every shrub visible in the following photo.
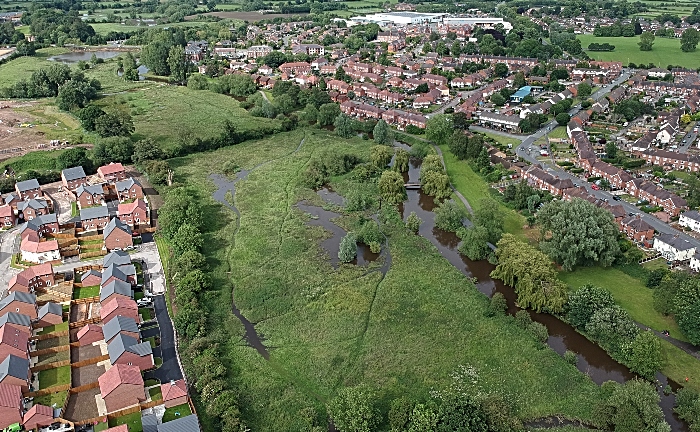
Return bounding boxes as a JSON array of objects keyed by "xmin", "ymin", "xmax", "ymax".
[
  {"xmin": 528, "ymin": 321, "xmax": 549, "ymax": 344},
  {"xmin": 514, "ymin": 310, "xmax": 532, "ymax": 329},
  {"xmin": 338, "ymin": 232, "xmax": 357, "ymax": 263},
  {"xmin": 564, "ymin": 350, "xmax": 577, "ymax": 365},
  {"xmin": 405, "ymin": 211, "xmax": 421, "ymax": 233},
  {"xmin": 487, "ymin": 292, "xmax": 507, "ymax": 317}
]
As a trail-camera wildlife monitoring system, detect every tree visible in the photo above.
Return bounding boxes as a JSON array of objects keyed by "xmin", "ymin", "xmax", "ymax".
[
  {"xmin": 327, "ymin": 386, "xmax": 380, "ymax": 432},
  {"xmin": 491, "ymin": 234, "xmax": 568, "ymax": 313},
  {"xmin": 174, "ymin": 250, "xmax": 207, "ymax": 274},
  {"xmin": 629, "ymin": 330, "xmax": 662, "ymax": 380},
  {"xmin": 682, "ymin": 28, "xmax": 700, "ymax": 52},
  {"xmin": 370, "ymin": 145, "xmax": 393, "ymax": 168},
  {"xmin": 473, "ymin": 198, "xmax": 503, "ymax": 244},
  {"xmin": 334, "ymin": 113, "xmax": 355, "ymax": 138},
  {"xmin": 448, "ymin": 131, "xmax": 469, "ymax": 160},
  {"xmin": 458, "ymin": 226, "xmax": 491, "ymax": 260},
  {"xmin": 434, "ymin": 200, "xmax": 465, "ymax": 232},
  {"xmin": 537, "ymin": 198, "xmax": 620, "ymax": 271},
  {"xmin": 338, "ymin": 232, "xmax": 357, "ymax": 263},
  {"xmin": 639, "ymin": 31, "xmax": 655, "ymax": 51},
  {"xmin": 406, "ymin": 212, "xmax": 421, "ymax": 233},
  {"xmin": 673, "ymin": 278, "xmax": 700, "ymax": 345},
  {"xmin": 585, "ymin": 306, "xmax": 639, "ymax": 357},
  {"xmin": 172, "ymin": 223, "xmax": 204, "ymax": 256},
  {"xmin": 409, "ymin": 404, "xmax": 439, "ymax": 432},
  {"xmin": 490, "ymin": 93, "xmax": 506, "ymax": 106},
  {"xmin": 318, "ymin": 103, "xmax": 341, "ymax": 126},
  {"xmin": 675, "ymin": 388, "xmax": 700, "ymax": 431},
  {"xmin": 426, "ymin": 114, "xmax": 452, "ymax": 146},
  {"xmin": 555, "ymin": 112, "xmax": 570, "ymax": 126},
  {"xmin": 373, "ymin": 120, "xmax": 393, "ymax": 145},
  {"xmin": 394, "ymin": 149, "xmax": 409, "ymax": 173},
  {"xmin": 415, "ymin": 83, "xmax": 429, "ymax": 93},
  {"xmin": 92, "ymin": 136, "xmax": 135, "ymax": 165},
  {"xmin": 493, "ymin": 62, "xmax": 509, "ymax": 78},
  {"xmin": 76, "ymin": 105, "xmax": 105, "ymax": 131},
  {"xmin": 378, "ymin": 170, "xmax": 406, "ymax": 204},
  {"xmin": 167, "ymin": 45, "xmax": 187, "ymax": 83},
  {"xmin": 577, "ymin": 82, "xmax": 592, "ymax": 99},
  {"xmin": 94, "ymin": 111, "xmax": 134, "ymax": 137},
  {"xmin": 600, "ymin": 380, "xmax": 670, "ymax": 432},
  {"xmin": 132, "ymin": 138, "xmax": 164, "ymax": 164},
  {"xmin": 141, "ymin": 41, "xmax": 171, "ymax": 76},
  {"xmin": 56, "ymin": 80, "xmax": 97, "ymax": 111},
  {"xmin": 566, "ymin": 284, "xmax": 616, "ymax": 329},
  {"xmin": 56, "ymin": 147, "xmax": 92, "ymax": 172},
  {"xmin": 605, "ymin": 141, "xmax": 618, "ymax": 159},
  {"xmin": 421, "ymin": 171, "xmax": 451, "ymax": 199}
]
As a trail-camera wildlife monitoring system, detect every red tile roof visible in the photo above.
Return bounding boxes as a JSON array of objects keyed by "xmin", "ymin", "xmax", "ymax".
[
  {"xmin": 117, "ymin": 199, "xmax": 147, "ymax": 216},
  {"xmin": 0, "ymin": 383, "xmax": 21, "ymax": 408},
  {"xmin": 0, "ymin": 206, "xmax": 11, "ymax": 218},
  {"xmin": 22, "ymin": 403, "xmax": 53, "ymax": 422},
  {"xmin": 161, "ymin": 379, "xmax": 187, "ymax": 402},
  {"xmin": 8, "ymin": 263, "xmax": 53, "ymax": 289},
  {"xmin": 0, "ymin": 325, "xmax": 29, "ymax": 357},
  {"xmin": 100, "ymin": 297, "xmax": 138, "ymax": 320},
  {"xmin": 104, "ymin": 425, "xmax": 128, "ymax": 432},
  {"xmin": 76, "ymin": 323, "xmax": 102, "ymax": 340},
  {"xmin": 98, "ymin": 163, "xmax": 125, "ymax": 176},
  {"xmin": 98, "ymin": 364, "xmax": 143, "ymax": 398}
]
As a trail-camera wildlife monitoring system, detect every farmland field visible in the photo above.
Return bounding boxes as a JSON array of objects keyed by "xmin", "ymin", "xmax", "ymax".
[
  {"xmin": 578, "ymin": 34, "xmax": 700, "ymax": 69},
  {"xmin": 169, "ymin": 128, "xmax": 603, "ymax": 431}
]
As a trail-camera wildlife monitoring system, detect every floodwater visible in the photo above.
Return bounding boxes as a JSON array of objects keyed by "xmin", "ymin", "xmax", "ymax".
[
  {"xmin": 48, "ymin": 50, "xmax": 124, "ymax": 64},
  {"xmin": 317, "ymin": 186, "xmax": 345, "ymax": 207}
]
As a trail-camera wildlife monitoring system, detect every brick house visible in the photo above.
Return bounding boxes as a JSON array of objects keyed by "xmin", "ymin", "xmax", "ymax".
[
  {"xmin": 19, "ymin": 232, "xmax": 60, "ymax": 264},
  {"xmin": 103, "ymin": 250, "xmax": 131, "ymax": 269},
  {"xmin": 8, "ymin": 263, "xmax": 54, "ymax": 295},
  {"xmin": 37, "ymin": 302, "xmax": 63, "ymax": 328},
  {"xmin": 0, "ymin": 355, "xmax": 29, "ymax": 392},
  {"xmin": 104, "ymin": 218, "xmax": 134, "ymax": 251},
  {"xmin": 102, "ymin": 316, "xmax": 139, "ymax": 344},
  {"xmin": 17, "ymin": 199, "xmax": 48, "ymax": 221},
  {"xmin": 161, "ymin": 379, "xmax": 188, "ymax": 408},
  {"xmin": 14, "ymin": 179, "xmax": 42, "ymax": 200},
  {"xmin": 98, "ymin": 364, "xmax": 146, "ymax": 414},
  {"xmin": 107, "ymin": 333, "xmax": 154, "ymax": 371},
  {"xmin": 76, "ymin": 323, "xmax": 104, "ymax": 346},
  {"xmin": 0, "ymin": 205, "xmax": 14, "ymax": 227},
  {"xmin": 0, "ymin": 383, "xmax": 23, "ymax": 430},
  {"xmin": 97, "ymin": 163, "xmax": 127, "ymax": 182},
  {"xmin": 100, "ymin": 279, "xmax": 133, "ymax": 306},
  {"xmin": 0, "ymin": 314, "xmax": 31, "ymax": 335},
  {"xmin": 115, "ymin": 178, "xmax": 144, "ymax": 202},
  {"xmin": 0, "ymin": 324, "xmax": 29, "ymax": 362},
  {"xmin": 80, "ymin": 270, "xmax": 102, "ymax": 287},
  {"xmin": 22, "ymin": 404, "xmax": 54, "ymax": 430},
  {"xmin": 620, "ymin": 215, "xmax": 655, "ymax": 242},
  {"xmin": 100, "ymin": 297, "xmax": 139, "ymax": 324},
  {"xmin": 61, "ymin": 166, "xmax": 88, "ymax": 191},
  {"xmin": 80, "ymin": 206, "xmax": 110, "ymax": 231},
  {"xmin": 75, "ymin": 184, "xmax": 106, "ymax": 209},
  {"xmin": 0, "ymin": 293, "xmax": 37, "ymax": 320}
]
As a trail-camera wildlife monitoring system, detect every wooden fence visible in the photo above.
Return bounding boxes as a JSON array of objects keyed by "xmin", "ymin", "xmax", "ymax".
[
  {"xmin": 77, "ymin": 233, "xmax": 102, "ymax": 241},
  {"xmin": 24, "ymin": 383, "xmax": 71, "ymax": 398},
  {"xmin": 32, "ymin": 345, "xmax": 70, "ymax": 357},
  {"xmin": 135, "ymin": 226, "xmax": 157, "ymax": 235},
  {"xmin": 71, "ymin": 354, "xmax": 109, "ymax": 368},
  {"xmin": 71, "ymin": 296, "xmax": 99, "ymax": 304},
  {"xmin": 69, "ymin": 380, "xmax": 100, "ymax": 393},
  {"xmin": 51, "ymin": 232, "xmax": 76, "ymax": 239},
  {"xmin": 80, "ymin": 243, "xmax": 104, "ymax": 251},
  {"xmin": 30, "ymin": 329, "xmax": 70, "ymax": 341},
  {"xmin": 69, "ymin": 317, "xmax": 101, "ymax": 328},
  {"xmin": 74, "ymin": 264, "xmax": 101, "ymax": 273},
  {"xmin": 57, "ymin": 238, "xmax": 78, "ymax": 248},
  {"xmin": 80, "ymin": 250, "xmax": 106, "ymax": 259},
  {"xmin": 31, "ymin": 359, "xmax": 70, "ymax": 372},
  {"xmin": 61, "ymin": 250, "xmax": 80, "ymax": 258}
]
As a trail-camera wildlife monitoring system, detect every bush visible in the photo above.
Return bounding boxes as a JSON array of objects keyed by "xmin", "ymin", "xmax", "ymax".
[
  {"xmin": 487, "ymin": 292, "xmax": 507, "ymax": 317},
  {"xmin": 514, "ymin": 310, "xmax": 532, "ymax": 329},
  {"xmin": 338, "ymin": 232, "xmax": 357, "ymax": 263},
  {"xmin": 564, "ymin": 350, "xmax": 577, "ymax": 365},
  {"xmin": 528, "ymin": 321, "xmax": 549, "ymax": 344},
  {"xmin": 434, "ymin": 200, "xmax": 465, "ymax": 232},
  {"xmin": 405, "ymin": 211, "xmax": 421, "ymax": 233}
]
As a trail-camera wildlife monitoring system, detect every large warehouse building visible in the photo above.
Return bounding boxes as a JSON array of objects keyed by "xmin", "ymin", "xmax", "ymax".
[{"xmin": 350, "ymin": 12, "xmax": 447, "ymax": 26}]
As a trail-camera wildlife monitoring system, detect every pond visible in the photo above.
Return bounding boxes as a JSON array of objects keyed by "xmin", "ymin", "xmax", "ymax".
[{"xmin": 48, "ymin": 50, "xmax": 125, "ymax": 64}]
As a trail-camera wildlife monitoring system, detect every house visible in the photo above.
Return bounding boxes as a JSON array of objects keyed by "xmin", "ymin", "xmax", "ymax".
[
  {"xmin": 653, "ymin": 233, "xmax": 696, "ymax": 261},
  {"xmin": 100, "ymin": 297, "xmax": 139, "ymax": 324},
  {"xmin": 104, "ymin": 426, "xmax": 129, "ymax": 432},
  {"xmin": 0, "ymin": 205, "xmax": 14, "ymax": 227},
  {"xmin": 679, "ymin": 210, "xmax": 700, "ymax": 233},
  {"xmin": 0, "ymin": 325, "xmax": 29, "ymax": 362},
  {"xmin": 107, "ymin": 333, "xmax": 154, "ymax": 371},
  {"xmin": 76, "ymin": 323, "xmax": 103, "ymax": 346},
  {"xmin": 246, "ymin": 45, "xmax": 272, "ymax": 59},
  {"xmin": 19, "ymin": 232, "xmax": 60, "ymax": 264},
  {"xmin": 117, "ymin": 200, "xmax": 148, "ymax": 227},
  {"xmin": 157, "ymin": 415, "xmax": 200, "ymax": 432},
  {"xmin": 7, "ymin": 263, "xmax": 54, "ymax": 295},
  {"xmin": 103, "ymin": 251, "xmax": 131, "ymax": 269},
  {"xmin": 80, "ymin": 206, "xmax": 110, "ymax": 231},
  {"xmin": 16, "ymin": 199, "xmax": 48, "ymax": 221},
  {"xmin": 98, "ymin": 364, "xmax": 146, "ymax": 414},
  {"xmin": 690, "ymin": 251, "xmax": 700, "ymax": 272},
  {"xmin": 161, "ymin": 379, "xmax": 188, "ymax": 408},
  {"xmin": 115, "ymin": 178, "xmax": 144, "ymax": 202},
  {"xmin": 21, "ymin": 213, "xmax": 58, "ymax": 239},
  {"xmin": 102, "ymin": 316, "xmax": 139, "ymax": 344},
  {"xmin": 104, "ymin": 218, "xmax": 134, "ymax": 251},
  {"xmin": 75, "ymin": 184, "xmax": 106, "ymax": 209},
  {"xmin": 80, "ymin": 270, "xmax": 102, "ymax": 287},
  {"xmin": 0, "ymin": 383, "xmax": 22, "ymax": 430},
  {"xmin": 0, "ymin": 355, "xmax": 29, "ymax": 392},
  {"xmin": 102, "ymin": 264, "xmax": 136, "ymax": 287},
  {"xmin": 97, "ymin": 163, "xmax": 127, "ymax": 182},
  {"xmin": 142, "ymin": 413, "xmax": 158, "ymax": 432},
  {"xmin": 61, "ymin": 166, "xmax": 88, "ymax": 191},
  {"xmin": 37, "ymin": 302, "xmax": 63, "ymax": 328},
  {"xmin": 100, "ymin": 280, "xmax": 133, "ymax": 305},
  {"xmin": 22, "ymin": 404, "xmax": 54, "ymax": 430},
  {"xmin": 620, "ymin": 215, "xmax": 655, "ymax": 242},
  {"xmin": 14, "ymin": 179, "xmax": 42, "ymax": 200},
  {"xmin": 0, "ymin": 314, "xmax": 31, "ymax": 335},
  {"xmin": 0, "ymin": 293, "xmax": 37, "ymax": 320}
]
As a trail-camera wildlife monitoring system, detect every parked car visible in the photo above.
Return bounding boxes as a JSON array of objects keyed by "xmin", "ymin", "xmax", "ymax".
[
  {"xmin": 613, "ymin": 196, "xmax": 622, "ymax": 201},
  {"xmin": 136, "ymin": 298, "xmax": 152, "ymax": 307},
  {"xmin": 591, "ymin": 184, "xmax": 600, "ymax": 190}
]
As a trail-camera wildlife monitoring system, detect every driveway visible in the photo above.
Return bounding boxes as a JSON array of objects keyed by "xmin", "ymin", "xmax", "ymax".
[
  {"xmin": 143, "ymin": 295, "xmax": 183, "ymax": 383},
  {"xmin": 0, "ymin": 228, "xmax": 20, "ymax": 298}
]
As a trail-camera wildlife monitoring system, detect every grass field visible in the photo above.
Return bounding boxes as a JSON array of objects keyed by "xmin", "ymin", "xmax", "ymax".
[
  {"xmin": 482, "ymin": 132, "xmax": 522, "ymax": 148},
  {"xmin": 108, "ymin": 411, "xmax": 143, "ymax": 432},
  {"xmin": 91, "ymin": 20, "xmax": 208, "ymax": 35},
  {"xmin": 170, "ymin": 129, "xmax": 603, "ymax": 431},
  {"xmin": 73, "ymin": 285, "xmax": 100, "ymax": 299},
  {"xmin": 0, "ymin": 47, "xmax": 69, "ymax": 88},
  {"xmin": 162, "ymin": 403, "xmax": 192, "ymax": 423},
  {"xmin": 578, "ymin": 34, "xmax": 700, "ymax": 69},
  {"xmin": 33, "ymin": 390, "xmax": 68, "ymax": 408},
  {"xmin": 38, "ymin": 366, "xmax": 71, "ymax": 389}
]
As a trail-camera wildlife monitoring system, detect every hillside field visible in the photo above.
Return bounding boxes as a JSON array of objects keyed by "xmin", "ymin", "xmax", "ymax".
[{"xmin": 578, "ymin": 34, "xmax": 700, "ymax": 69}]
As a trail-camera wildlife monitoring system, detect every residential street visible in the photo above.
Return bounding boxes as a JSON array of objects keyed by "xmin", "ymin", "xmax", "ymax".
[
  {"xmin": 144, "ymin": 295, "xmax": 184, "ymax": 383},
  {"xmin": 0, "ymin": 228, "xmax": 19, "ymax": 298}
]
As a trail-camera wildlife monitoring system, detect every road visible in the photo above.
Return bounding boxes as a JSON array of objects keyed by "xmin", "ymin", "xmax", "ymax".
[
  {"xmin": 678, "ymin": 127, "xmax": 698, "ymax": 154},
  {"xmin": 0, "ymin": 228, "xmax": 20, "ymax": 297},
  {"xmin": 143, "ymin": 295, "xmax": 184, "ymax": 383}
]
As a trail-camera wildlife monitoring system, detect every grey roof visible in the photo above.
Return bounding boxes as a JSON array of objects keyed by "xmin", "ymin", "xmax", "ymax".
[
  {"xmin": 75, "ymin": 184, "xmax": 105, "ymax": 196},
  {"xmin": 61, "ymin": 166, "xmax": 86, "ymax": 181},
  {"xmin": 102, "ymin": 315, "xmax": 138, "ymax": 342},
  {"xmin": 0, "ymin": 313, "xmax": 31, "ymax": 328},
  {"xmin": 108, "ymin": 333, "xmax": 152, "ymax": 362},
  {"xmin": 38, "ymin": 302, "xmax": 62, "ymax": 319},
  {"xmin": 4, "ymin": 193, "xmax": 18, "ymax": 205},
  {"xmin": 682, "ymin": 210, "xmax": 700, "ymax": 223},
  {"xmin": 15, "ymin": 179, "xmax": 40, "ymax": 192},
  {"xmin": 0, "ymin": 355, "xmax": 28, "ymax": 382},
  {"xmin": 100, "ymin": 279, "xmax": 132, "ymax": 302},
  {"xmin": 17, "ymin": 199, "xmax": 46, "ymax": 211},
  {"xmin": 115, "ymin": 178, "xmax": 140, "ymax": 193},
  {"xmin": 0, "ymin": 292, "xmax": 36, "ymax": 310},
  {"xmin": 22, "ymin": 213, "xmax": 57, "ymax": 234},
  {"xmin": 80, "ymin": 206, "xmax": 109, "ymax": 221},
  {"xmin": 103, "ymin": 251, "xmax": 131, "ymax": 268},
  {"xmin": 142, "ymin": 413, "xmax": 158, "ymax": 432},
  {"xmin": 657, "ymin": 233, "xmax": 695, "ymax": 251},
  {"xmin": 157, "ymin": 415, "xmax": 200, "ymax": 432},
  {"xmin": 104, "ymin": 217, "xmax": 132, "ymax": 238},
  {"xmin": 81, "ymin": 269, "xmax": 102, "ymax": 283},
  {"xmin": 102, "ymin": 265, "xmax": 130, "ymax": 286}
]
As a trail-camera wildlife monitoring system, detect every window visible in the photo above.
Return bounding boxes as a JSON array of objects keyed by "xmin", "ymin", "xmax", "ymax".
[{"xmin": 15, "ymin": 308, "xmax": 19, "ymax": 312}]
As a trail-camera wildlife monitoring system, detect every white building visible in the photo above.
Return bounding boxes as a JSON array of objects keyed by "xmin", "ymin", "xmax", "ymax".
[
  {"xmin": 350, "ymin": 12, "xmax": 446, "ymax": 26},
  {"xmin": 653, "ymin": 233, "xmax": 696, "ymax": 261},
  {"xmin": 442, "ymin": 17, "xmax": 513, "ymax": 32},
  {"xmin": 679, "ymin": 210, "xmax": 700, "ymax": 233},
  {"xmin": 690, "ymin": 251, "xmax": 700, "ymax": 272}
]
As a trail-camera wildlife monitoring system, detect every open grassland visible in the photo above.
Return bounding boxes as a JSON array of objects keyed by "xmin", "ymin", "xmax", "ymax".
[
  {"xmin": 91, "ymin": 20, "xmax": 208, "ymax": 35},
  {"xmin": 98, "ymin": 85, "xmax": 280, "ymax": 152},
  {"xmin": 0, "ymin": 47, "xmax": 69, "ymax": 88},
  {"xmin": 578, "ymin": 34, "xmax": 700, "ymax": 69},
  {"xmin": 635, "ymin": 0, "xmax": 696, "ymax": 18},
  {"xmin": 170, "ymin": 129, "xmax": 602, "ymax": 430},
  {"xmin": 85, "ymin": 59, "xmax": 151, "ymax": 93}
]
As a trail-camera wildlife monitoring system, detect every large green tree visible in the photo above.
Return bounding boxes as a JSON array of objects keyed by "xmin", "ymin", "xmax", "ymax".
[
  {"xmin": 141, "ymin": 40, "xmax": 171, "ymax": 76},
  {"xmin": 600, "ymin": 380, "xmax": 670, "ymax": 432},
  {"xmin": 373, "ymin": 119, "xmax": 393, "ymax": 145},
  {"xmin": 682, "ymin": 28, "xmax": 700, "ymax": 52},
  {"xmin": 628, "ymin": 330, "xmax": 662, "ymax": 380},
  {"xmin": 426, "ymin": 114, "xmax": 452, "ymax": 146},
  {"xmin": 167, "ymin": 45, "xmax": 188, "ymax": 83},
  {"xmin": 378, "ymin": 170, "xmax": 406, "ymax": 204},
  {"xmin": 370, "ymin": 145, "xmax": 393, "ymax": 169},
  {"xmin": 473, "ymin": 198, "xmax": 504, "ymax": 244},
  {"xmin": 334, "ymin": 113, "xmax": 355, "ymax": 138},
  {"xmin": 638, "ymin": 31, "xmax": 655, "ymax": 51},
  {"xmin": 585, "ymin": 306, "xmax": 639, "ymax": 358},
  {"xmin": 537, "ymin": 198, "xmax": 620, "ymax": 271},
  {"xmin": 566, "ymin": 284, "xmax": 616, "ymax": 329},
  {"xmin": 327, "ymin": 386, "xmax": 380, "ymax": 432}
]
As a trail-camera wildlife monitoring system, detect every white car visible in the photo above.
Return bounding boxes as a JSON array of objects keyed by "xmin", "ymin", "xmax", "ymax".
[{"xmin": 136, "ymin": 298, "xmax": 152, "ymax": 307}]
